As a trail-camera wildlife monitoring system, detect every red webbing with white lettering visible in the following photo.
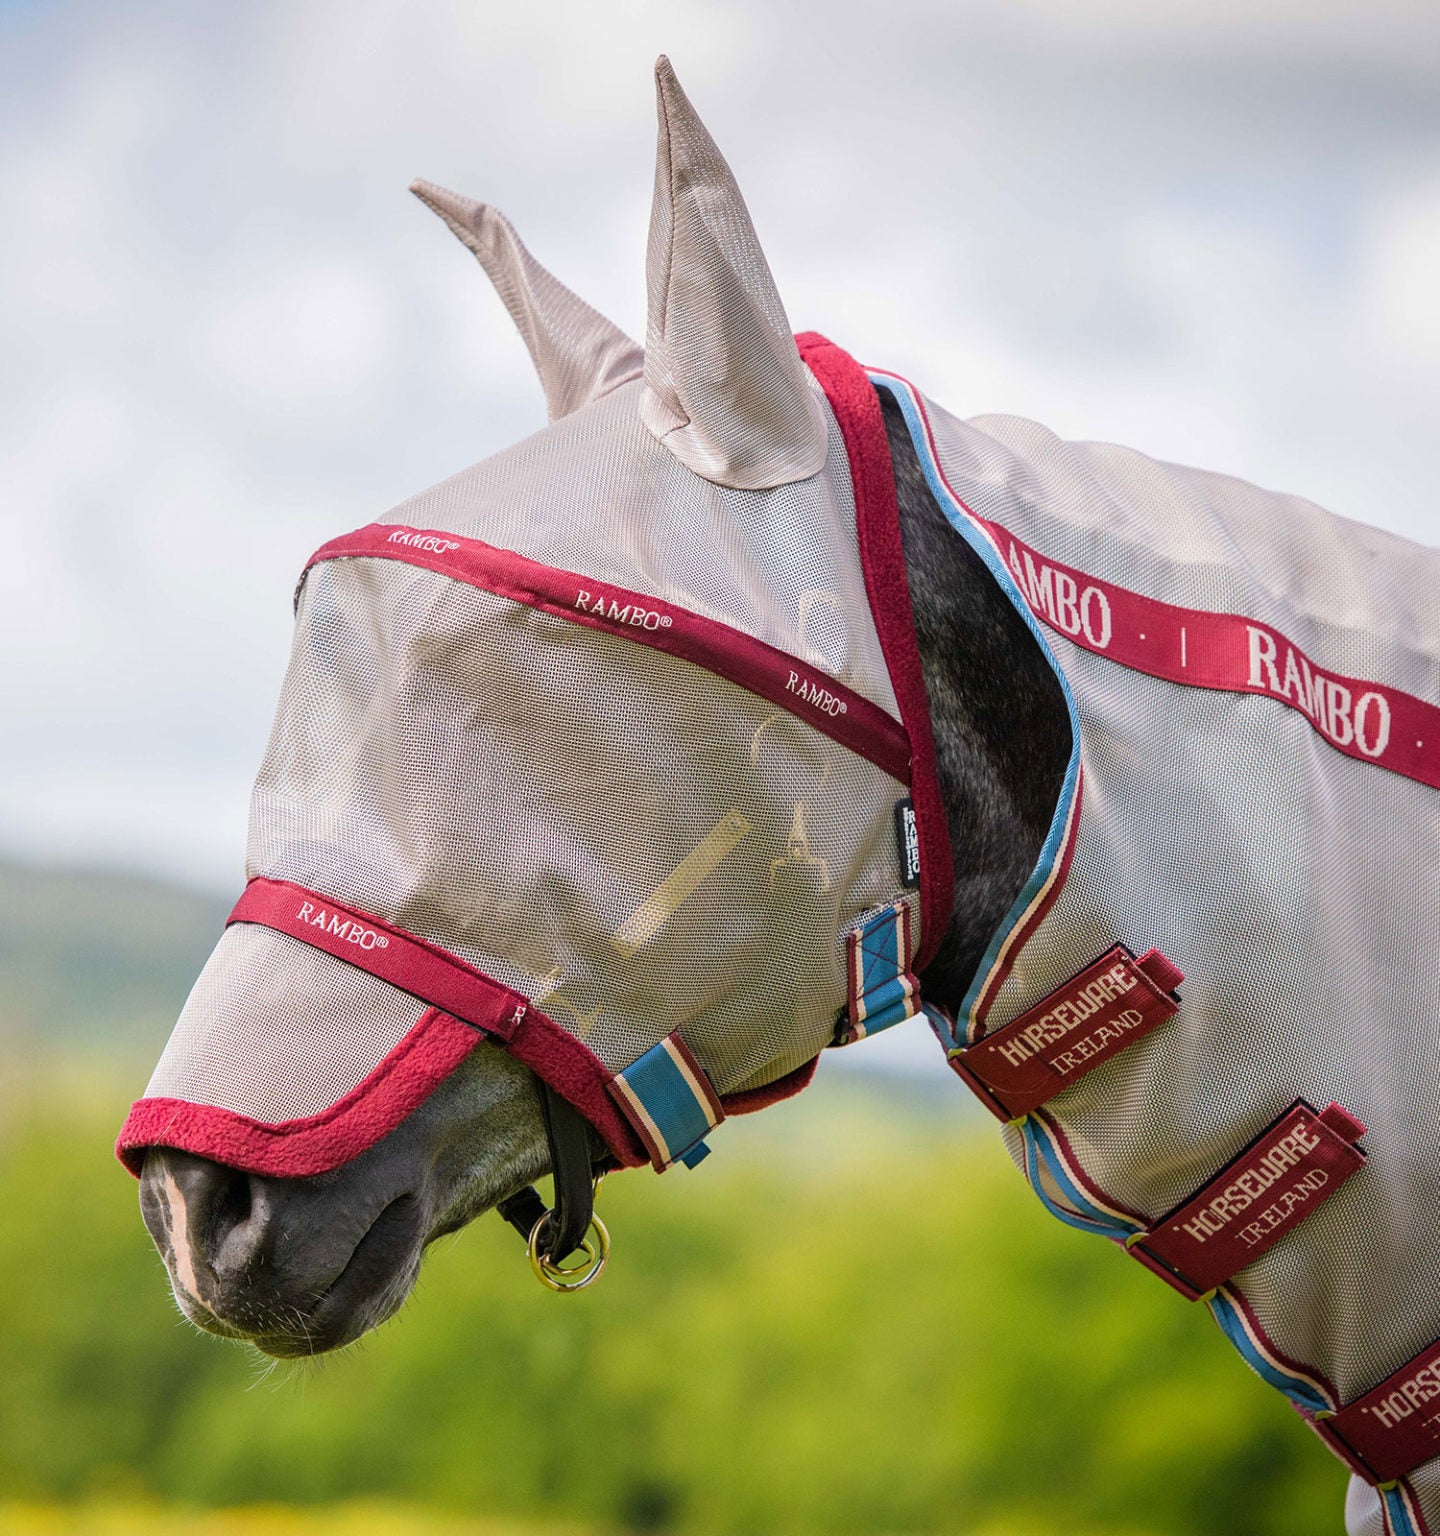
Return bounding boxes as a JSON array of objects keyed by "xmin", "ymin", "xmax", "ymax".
[
  {"xmin": 1126, "ymin": 1100, "xmax": 1366, "ymax": 1300},
  {"xmin": 951, "ymin": 945, "xmax": 1182, "ymax": 1120},
  {"xmin": 870, "ymin": 368, "xmax": 1440, "ymax": 793},
  {"xmin": 1314, "ymin": 1337, "xmax": 1440, "ymax": 1484},
  {"xmin": 303, "ymin": 525, "xmax": 912, "ymax": 785},
  {"xmin": 230, "ymin": 877, "xmax": 532, "ymax": 1037},
  {"xmin": 978, "ymin": 521, "xmax": 1439, "ymax": 791}
]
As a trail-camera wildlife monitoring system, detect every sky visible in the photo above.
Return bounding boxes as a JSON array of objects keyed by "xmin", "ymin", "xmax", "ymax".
[{"xmin": 3, "ymin": 0, "xmax": 1439, "ymax": 902}]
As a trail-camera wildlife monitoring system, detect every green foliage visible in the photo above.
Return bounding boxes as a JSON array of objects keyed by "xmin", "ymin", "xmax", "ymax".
[{"xmin": 0, "ymin": 1071, "xmax": 1345, "ymax": 1535}]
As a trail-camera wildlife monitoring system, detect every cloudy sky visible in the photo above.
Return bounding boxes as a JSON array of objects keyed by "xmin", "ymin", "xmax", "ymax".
[{"xmin": 3, "ymin": 0, "xmax": 1438, "ymax": 898}]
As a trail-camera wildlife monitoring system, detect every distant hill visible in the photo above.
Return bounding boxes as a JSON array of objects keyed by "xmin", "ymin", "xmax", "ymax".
[{"xmin": 0, "ymin": 855, "xmax": 229, "ymax": 1058}]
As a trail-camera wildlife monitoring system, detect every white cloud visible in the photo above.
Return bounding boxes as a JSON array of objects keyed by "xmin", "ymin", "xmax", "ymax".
[
  {"xmin": 1358, "ymin": 169, "xmax": 1440, "ymax": 366},
  {"xmin": 1, "ymin": 0, "xmax": 1438, "ymax": 896},
  {"xmin": 199, "ymin": 258, "xmax": 396, "ymax": 408}
]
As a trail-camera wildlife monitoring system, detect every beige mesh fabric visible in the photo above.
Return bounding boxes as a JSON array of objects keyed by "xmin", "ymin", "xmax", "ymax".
[
  {"xmin": 143, "ymin": 372, "xmax": 912, "ymax": 1128},
  {"xmin": 896, "ymin": 380, "xmax": 1440, "ymax": 1535},
  {"xmin": 136, "ymin": 59, "xmax": 921, "ymax": 1169}
]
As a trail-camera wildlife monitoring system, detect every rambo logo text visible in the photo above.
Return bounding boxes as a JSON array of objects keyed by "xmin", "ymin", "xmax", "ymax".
[
  {"xmin": 574, "ymin": 591, "xmax": 674, "ymax": 631},
  {"xmin": 295, "ymin": 901, "xmax": 391, "ymax": 951}
]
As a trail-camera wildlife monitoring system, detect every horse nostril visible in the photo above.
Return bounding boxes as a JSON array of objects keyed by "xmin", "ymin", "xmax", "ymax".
[
  {"xmin": 140, "ymin": 1148, "xmax": 264, "ymax": 1301},
  {"xmin": 208, "ymin": 1160, "xmax": 253, "ymax": 1237}
]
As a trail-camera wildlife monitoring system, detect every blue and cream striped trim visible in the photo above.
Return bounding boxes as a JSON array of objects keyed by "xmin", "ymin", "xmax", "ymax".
[
  {"xmin": 607, "ymin": 1032, "xmax": 725, "ymax": 1171},
  {"xmin": 836, "ymin": 901, "xmax": 921, "ymax": 1045}
]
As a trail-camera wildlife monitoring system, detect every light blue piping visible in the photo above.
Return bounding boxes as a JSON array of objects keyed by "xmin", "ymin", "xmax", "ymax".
[
  {"xmin": 1206, "ymin": 1290, "xmax": 1331, "ymax": 1415},
  {"xmin": 1019, "ymin": 1114, "xmax": 1138, "ymax": 1240},
  {"xmin": 1383, "ymin": 1485, "xmax": 1421, "ymax": 1536},
  {"xmin": 866, "ymin": 373, "xmax": 1083, "ymax": 1033}
]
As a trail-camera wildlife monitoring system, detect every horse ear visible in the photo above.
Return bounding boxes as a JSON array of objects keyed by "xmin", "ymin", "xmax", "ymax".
[
  {"xmin": 641, "ymin": 58, "xmax": 827, "ymax": 490},
  {"xmin": 411, "ymin": 180, "xmax": 643, "ymax": 422}
]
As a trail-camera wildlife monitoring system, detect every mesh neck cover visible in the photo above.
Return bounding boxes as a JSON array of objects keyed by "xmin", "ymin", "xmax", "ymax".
[
  {"xmin": 862, "ymin": 370, "xmax": 1440, "ymax": 1532},
  {"xmin": 118, "ymin": 335, "xmax": 951, "ymax": 1178}
]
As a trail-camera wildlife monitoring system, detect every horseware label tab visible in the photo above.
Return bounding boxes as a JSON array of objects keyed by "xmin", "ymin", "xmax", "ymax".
[
  {"xmin": 1318, "ymin": 1337, "xmax": 1440, "ymax": 1483},
  {"xmin": 951, "ymin": 945, "xmax": 1182, "ymax": 1119},
  {"xmin": 1128, "ymin": 1101, "xmax": 1366, "ymax": 1299}
]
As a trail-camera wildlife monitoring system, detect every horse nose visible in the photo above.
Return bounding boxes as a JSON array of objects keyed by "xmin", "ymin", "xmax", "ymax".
[{"xmin": 139, "ymin": 1147, "xmax": 275, "ymax": 1312}]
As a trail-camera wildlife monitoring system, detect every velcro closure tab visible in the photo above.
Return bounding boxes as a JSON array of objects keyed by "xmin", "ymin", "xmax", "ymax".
[
  {"xmin": 950, "ymin": 944, "xmax": 1181, "ymax": 1120},
  {"xmin": 836, "ymin": 902, "xmax": 920, "ymax": 1045},
  {"xmin": 1315, "ymin": 1338, "xmax": 1440, "ymax": 1484},
  {"xmin": 1127, "ymin": 1100, "xmax": 1366, "ymax": 1300},
  {"xmin": 607, "ymin": 1032, "xmax": 725, "ymax": 1173}
]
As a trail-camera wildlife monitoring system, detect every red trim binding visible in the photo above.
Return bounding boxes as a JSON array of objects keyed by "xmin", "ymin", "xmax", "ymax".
[
  {"xmin": 116, "ymin": 1008, "xmax": 480, "ymax": 1178},
  {"xmin": 796, "ymin": 333, "xmax": 955, "ymax": 970},
  {"xmin": 305, "ymin": 523, "xmax": 911, "ymax": 787},
  {"xmin": 722, "ymin": 1054, "xmax": 819, "ymax": 1115}
]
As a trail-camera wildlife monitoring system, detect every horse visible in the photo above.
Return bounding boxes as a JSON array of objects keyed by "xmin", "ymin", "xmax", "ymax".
[{"xmin": 120, "ymin": 57, "xmax": 1440, "ymax": 1536}]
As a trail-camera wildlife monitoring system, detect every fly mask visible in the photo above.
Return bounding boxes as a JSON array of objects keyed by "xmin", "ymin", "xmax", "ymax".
[{"xmin": 115, "ymin": 62, "xmax": 954, "ymax": 1280}]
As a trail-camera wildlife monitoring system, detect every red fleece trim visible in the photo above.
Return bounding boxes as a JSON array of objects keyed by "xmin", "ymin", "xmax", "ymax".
[
  {"xmin": 795, "ymin": 333, "xmax": 955, "ymax": 971},
  {"xmin": 115, "ymin": 1008, "xmax": 481, "ymax": 1178},
  {"xmin": 305, "ymin": 522, "xmax": 912, "ymax": 787},
  {"xmin": 504, "ymin": 1002, "xmax": 649, "ymax": 1169}
]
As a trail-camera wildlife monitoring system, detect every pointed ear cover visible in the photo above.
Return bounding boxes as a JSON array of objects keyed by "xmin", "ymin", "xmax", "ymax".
[
  {"xmin": 641, "ymin": 58, "xmax": 828, "ymax": 490},
  {"xmin": 412, "ymin": 180, "xmax": 643, "ymax": 422}
]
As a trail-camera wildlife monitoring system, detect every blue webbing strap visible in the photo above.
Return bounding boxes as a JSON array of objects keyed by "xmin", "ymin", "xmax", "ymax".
[
  {"xmin": 836, "ymin": 902, "xmax": 921, "ymax": 1045},
  {"xmin": 607, "ymin": 1032, "xmax": 724, "ymax": 1171}
]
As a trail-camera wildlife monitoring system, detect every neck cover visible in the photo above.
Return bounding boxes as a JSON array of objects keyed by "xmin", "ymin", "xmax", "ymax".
[
  {"xmin": 863, "ymin": 368, "xmax": 1440, "ymax": 1536},
  {"xmin": 117, "ymin": 336, "xmax": 952, "ymax": 1178}
]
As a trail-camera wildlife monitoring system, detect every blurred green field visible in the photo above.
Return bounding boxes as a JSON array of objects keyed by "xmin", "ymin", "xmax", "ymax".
[{"xmin": 0, "ymin": 1061, "xmax": 1346, "ymax": 1536}]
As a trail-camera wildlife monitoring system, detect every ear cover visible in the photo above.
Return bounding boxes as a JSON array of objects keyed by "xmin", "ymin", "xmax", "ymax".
[
  {"xmin": 641, "ymin": 57, "xmax": 828, "ymax": 490},
  {"xmin": 412, "ymin": 180, "xmax": 644, "ymax": 421}
]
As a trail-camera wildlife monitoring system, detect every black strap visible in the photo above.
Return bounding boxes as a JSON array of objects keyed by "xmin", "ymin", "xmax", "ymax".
[{"xmin": 496, "ymin": 1079, "xmax": 596, "ymax": 1262}]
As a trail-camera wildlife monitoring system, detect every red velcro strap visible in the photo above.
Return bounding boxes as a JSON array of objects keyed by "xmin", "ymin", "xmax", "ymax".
[
  {"xmin": 229, "ymin": 877, "xmax": 529, "ymax": 1041},
  {"xmin": 1314, "ymin": 1339, "xmax": 1440, "ymax": 1484},
  {"xmin": 950, "ymin": 945, "xmax": 1182, "ymax": 1120},
  {"xmin": 1127, "ymin": 1101, "xmax": 1366, "ymax": 1300}
]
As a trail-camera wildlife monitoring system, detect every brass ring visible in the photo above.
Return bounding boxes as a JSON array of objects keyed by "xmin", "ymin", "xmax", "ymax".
[{"xmin": 527, "ymin": 1211, "xmax": 611, "ymax": 1293}]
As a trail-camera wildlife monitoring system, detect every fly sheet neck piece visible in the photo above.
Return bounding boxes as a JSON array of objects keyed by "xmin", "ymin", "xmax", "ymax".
[
  {"xmin": 857, "ymin": 366, "xmax": 1440, "ymax": 1533},
  {"xmin": 116, "ymin": 334, "xmax": 952, "ymax": 1182}
]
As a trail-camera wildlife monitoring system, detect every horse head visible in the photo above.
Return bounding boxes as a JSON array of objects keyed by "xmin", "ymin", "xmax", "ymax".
[{"xmin": 124, "ymin": 57, "xmax": 1070, "ymax": 1356}]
